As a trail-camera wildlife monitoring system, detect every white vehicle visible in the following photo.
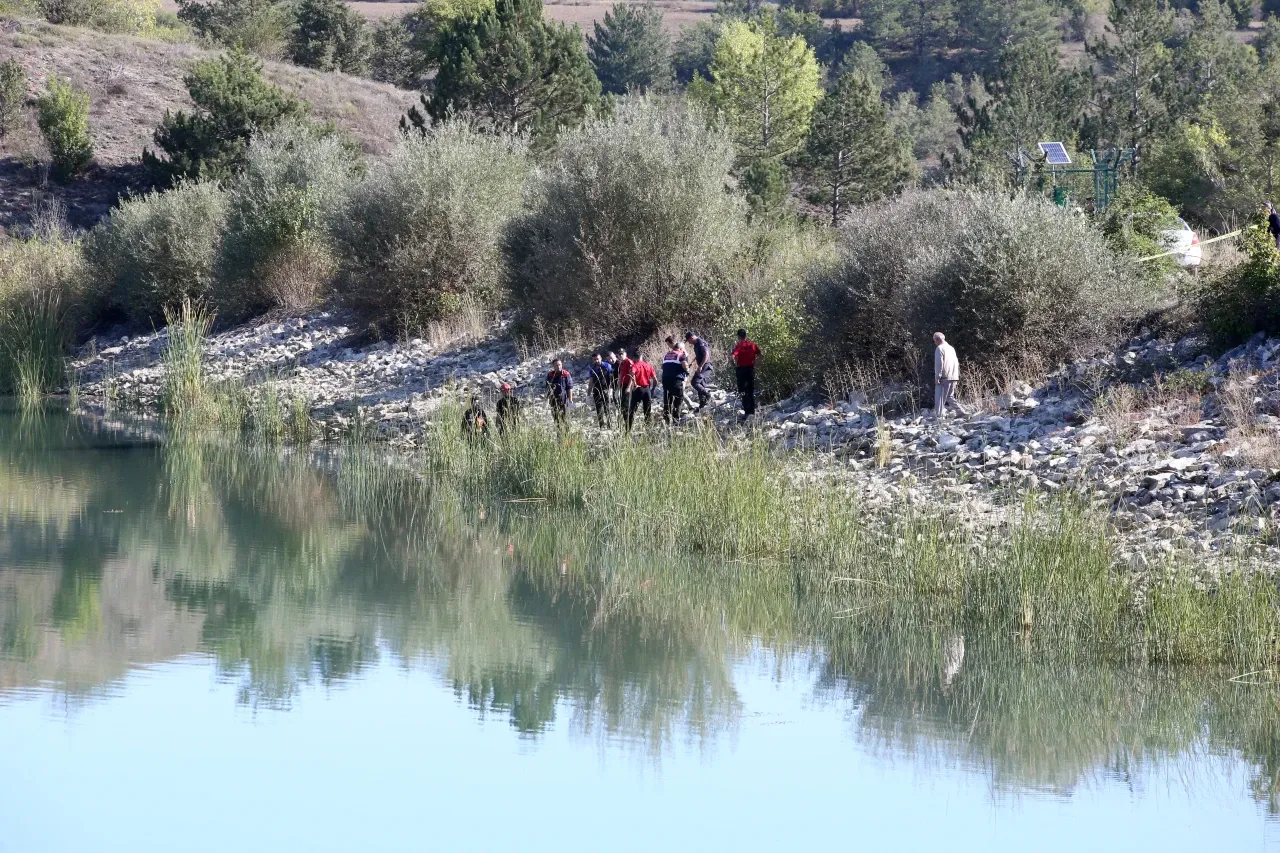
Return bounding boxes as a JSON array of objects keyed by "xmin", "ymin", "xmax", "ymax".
[{"xmin": 1159, "ymin": 216, "xmax": 1202, "ymax": 268}]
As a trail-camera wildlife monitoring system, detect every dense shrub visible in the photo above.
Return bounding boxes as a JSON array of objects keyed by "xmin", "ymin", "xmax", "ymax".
[
  {"xmin": 806, "ymin": 190, "xmax": 1151, "ymax": 379},
  {"xmin": 1198, "ymin": 224, "xmax": 1280, "ymax": 346},
  {"xmin": 144, "ymin": 49, "xmax": 307, "ymax": 184},
  {"xmin": 1096, "ymin": 183, "xmax": 1183, "ymax": 284},
  {"xmin": 721, "ymin": 289, "xmax": 808, "ymax": 400},
  {"xmin": 87, "ymin": 181, "xmax": 227, "ymax": 326},
  {"xmin": 176, "ymin": 0, "xmax": 293, "ymax": 56},
  {"xmin": 0, "ymin": 60, "xmax": 25, "ymax": 140},
  {"xmin": 332, "ymin": 123, "xmax": 528, "ymax": 332},
  {"xmin": 36, "ymin": 78, "xmax": 93, "ymax": 180},
  {"xmin": 0, "ymin": 226, "xmax": 88, "ymax": 401},
  {"xmin": 508, "ymin": 98, "xmax": 747, "ymax": 337},
  {"xmin": 37, "ymin": 0, "xmax": 159, "ymax": 33},
  {"xmin": 217, "ymin": 122, "xmax": 357, "ymax": 318},
  {"xmin": 288, "ymin": 0, "xmax": 370, "ymax": 74}
]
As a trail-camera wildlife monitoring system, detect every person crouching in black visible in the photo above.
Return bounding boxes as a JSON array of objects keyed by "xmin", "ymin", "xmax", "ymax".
[{"xmin": 462, "ymin": 395, "xmax": 489, "ymax": 441}]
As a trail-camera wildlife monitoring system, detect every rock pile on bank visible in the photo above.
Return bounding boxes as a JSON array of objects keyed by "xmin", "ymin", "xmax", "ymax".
[{"xmin": 70, "ymin": 314, "xmax": 1280, "ymax": 571}]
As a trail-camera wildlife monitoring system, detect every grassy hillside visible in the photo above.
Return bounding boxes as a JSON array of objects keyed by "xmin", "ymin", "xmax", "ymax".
[{"xmin": 0, "ymin": 16, "xmax": 417, "ymax": 230}]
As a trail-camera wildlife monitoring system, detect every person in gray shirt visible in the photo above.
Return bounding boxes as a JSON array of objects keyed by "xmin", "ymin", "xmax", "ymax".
[{"xmin": 933, "ymin": 332, "xmax": 968, "ymax": 420}]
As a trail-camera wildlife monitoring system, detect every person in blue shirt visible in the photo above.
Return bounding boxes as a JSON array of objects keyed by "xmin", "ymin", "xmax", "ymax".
[
  {"xmin": 660, "ymin": 336, "xmax": 689, "ymax": 424},
  {"xmin": 684, "ymin": 330, "xmax": 712, "ymax": 412},
  {"xmin": 545, "ymin": 359, "xmax": 573, "ymax": 429},
  {"xmin": 587, "ymin": 353, "xmax": 614, "ymax": 428}
]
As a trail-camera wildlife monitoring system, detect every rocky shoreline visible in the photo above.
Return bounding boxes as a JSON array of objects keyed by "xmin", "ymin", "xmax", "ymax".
[{"xmin": 68, "ymin": 312, "xmax": 1280, "ymax": 573}]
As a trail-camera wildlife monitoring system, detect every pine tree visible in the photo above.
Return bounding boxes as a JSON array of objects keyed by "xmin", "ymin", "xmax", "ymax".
[
  {"xmin": 587, "ymin": 2, "xmax": 672, "ymax": 95},
  {"xmin": 795, "ymin": 74, "xmax": 912, "ymax": 226},
  {"xmin": 409, "ymin": 0, "xmax": 600, "ymax": 144},
  {"xmin": 289, "ymin": 0, "xmax": 371, "ymax": 75},
  {"xmin": 956, "ymin": 39, "xmax": 1088, "ymax": 179},
  {"xmin": 144, "ymin": 50, "xmax": 307, "ymax": 184},
  {"xmin": 688, "ymin": 15, "xmax": 822, "ymax": 163},
  {"xmin": 1084, "ymin": 0, "xmax": 1175, "ymax": 175}
]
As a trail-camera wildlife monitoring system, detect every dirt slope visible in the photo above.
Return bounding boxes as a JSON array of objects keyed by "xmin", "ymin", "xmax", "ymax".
[{"xmin": 0, "ymin": 17, "xmax": 417, "ymax": 231}]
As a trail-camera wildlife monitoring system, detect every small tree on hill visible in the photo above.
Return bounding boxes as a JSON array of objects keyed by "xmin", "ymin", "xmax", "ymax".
[
  {"xmin": 795, "ymin": 74, "xmax": 912, "ymax": 226},
  {"xmin": 689, "ymin": 16, "xmax": 821, "ymax": 164},
  {"xmin": 587, "ymin": 2, "xmax": 672, "ymax": 95},
  {"xmin": 36, "ymin": 77, "xmax": 94, "ymax": 180},
  {"xmin": 403, "ymin": 0, "xmax": 600, "ymax": 145},
  {"xmin": 289, "ymin": 0, "xmax": 371, "ymax": 75},
  {"xmin": 176, "ymin": 0, "xmax": 294, "ymax": 56},
  {"xmin": 144, "ymin": 50, "xmax": 307, "ymax": 184}
]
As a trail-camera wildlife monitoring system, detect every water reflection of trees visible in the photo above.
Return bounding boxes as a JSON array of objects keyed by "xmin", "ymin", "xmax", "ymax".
[{"xmin": 1, "ymin": 414, "xmax": 1280, "ymax": 805}]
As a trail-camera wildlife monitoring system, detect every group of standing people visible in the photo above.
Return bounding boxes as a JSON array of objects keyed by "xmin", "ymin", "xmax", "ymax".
[
  {"xmin": 463, "ymin": 329, "xmax": 765, "ymax": 439},
  {"xmin": 463, "ymin": 328, "xmax": 967, "ymax": 438}
]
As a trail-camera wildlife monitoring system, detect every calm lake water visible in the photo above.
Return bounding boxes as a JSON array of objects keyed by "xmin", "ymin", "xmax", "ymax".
[{"xmin": 2, "ymin": 410, "xmax": 1280, "ymax": 852}]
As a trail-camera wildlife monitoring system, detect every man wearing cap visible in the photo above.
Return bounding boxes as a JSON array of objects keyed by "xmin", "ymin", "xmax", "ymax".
[
  {"xmin": 684, "ymin": 331, "xmax": 713, "ymax": 412},
  {"xmin": 495, "ymin": 382, "xmax": 520, "ymax": 435}
]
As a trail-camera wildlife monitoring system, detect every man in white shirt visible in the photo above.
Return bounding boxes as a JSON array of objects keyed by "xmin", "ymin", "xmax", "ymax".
[{"xmin": 933, "ymin": 332, "xmax": 968, "ymax": 420}]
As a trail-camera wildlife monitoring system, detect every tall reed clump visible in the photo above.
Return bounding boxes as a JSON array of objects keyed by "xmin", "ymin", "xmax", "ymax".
[
  {"xmin": 160, "ymin": 298, "xmax": 215, "ymax": 424},
  {"xmin": 0, "ymin": 224, "xmax": 87, "ymax": 405},
  {"xmin": 416, "ymin": 399, "xmax": 1280, "ymax": 667}
]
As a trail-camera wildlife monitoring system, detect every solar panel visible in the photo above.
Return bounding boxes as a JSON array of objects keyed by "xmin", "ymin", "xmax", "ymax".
[{"xmin": 1038, "ymin": 142, "xmax": 1071, "ymax": 165}]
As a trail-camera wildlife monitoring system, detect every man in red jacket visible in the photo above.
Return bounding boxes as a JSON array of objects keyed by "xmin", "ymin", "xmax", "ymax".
[
  {"xmin": 625, "ymin": 350, "xmax": 656, "ymax": 431},
  {"xmin": 731, "ymin": 328, "xmax": 762, "ymax": 422}
]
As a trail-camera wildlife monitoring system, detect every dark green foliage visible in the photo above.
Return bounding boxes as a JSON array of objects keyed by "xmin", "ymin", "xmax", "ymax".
[
  {"xmin": 0, "ymin": 59, "xmax": 25, "ymax": 140},
  {"xmin": 369, "ymin": 17, "xmax": 422, "ymax": 88},
  {"xmin": 795, "ymin": 74, "xmax": 912, "ymax": 226},
  {"xmin": 1084, "ymin": 0, "xmax": 1175, "ymax": 169},
  {"xmin": 954, "ymin": 38, "xmax": 1088, "ymax": 181},
  {"xmin": 176, "ymin": 0, "xmax": 293, "ymax": 55},
  {"xmin": 672, "ymin": 20, "xmax": 720, "ymax": 86},
  {"xmin": 587, "ymin": 2, "xmax": 672, "ymax": 95},
  {"xmin": 409, "ymin": 0, "xmax": 600, "ymax": 144},
  {"xmin": 288, "ymin": 0, "xmax": 371, "ymax": 74},
  {"xmin": 1199, "ymin": 224, "xmax": 1280, "ymax": 345},
  {"xmin": 36, "ymin": 78, "xmax": 93, "ymax": 180},
  {"xmin": 1095, "ymin": 183, "xmax": 1182, "ymax": 283},
  {"xmin": 144, "ymin": 50, "xmax": 307, "ymax": 185},
  {"xmin": 741, "ymin": 157, "xmax": 790, "ymax": 215}
]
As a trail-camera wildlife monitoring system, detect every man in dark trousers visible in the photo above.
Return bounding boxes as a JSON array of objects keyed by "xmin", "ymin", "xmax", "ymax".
[
  {"xmin": 616, "ymin": 348, "xmax": 634, "ymax": 422},
  {"xmin": 731, "ymin": 328, "xmax": 762, "ymax": 423},
  {"xmin": 495, "ymin": 382, "xmax": 520, "ymax": 435},
  {"xmin": 587, "ymin": 352, "xmax": 614, "ymax": 428},
  {"xmin": 545, "ymin": 359, "xmax": 573, "ymax": 428},
  {"xmin": 660, "ymin": 336, "xmax": 689, "ymax": 424},
  {"xmin": 1267, "ymin": 201, "xmax": 1280, "ymax": 248},
  {"xmin": 626, "ymin": 350, "xmax": 656, "ymax": 430},
  {"xmin": 684, "ymin": 330, "xmax": 713, "ymax": 412}
]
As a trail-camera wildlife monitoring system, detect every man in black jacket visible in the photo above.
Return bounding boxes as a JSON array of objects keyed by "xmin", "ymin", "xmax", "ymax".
[{"xmin": 684, "ymin": 331, "xmax": 712, "ymax": 412}]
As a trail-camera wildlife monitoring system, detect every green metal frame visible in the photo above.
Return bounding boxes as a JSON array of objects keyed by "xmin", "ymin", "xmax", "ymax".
[{"xmin": 1011, "ymin": 148, "xmax": 1135, "ymax": 211}]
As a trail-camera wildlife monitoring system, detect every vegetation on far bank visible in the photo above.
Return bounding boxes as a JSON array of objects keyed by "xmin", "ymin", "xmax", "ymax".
[{"xmin": 5, "ymin": 0, "xmax": 1280, "ymax": 407}]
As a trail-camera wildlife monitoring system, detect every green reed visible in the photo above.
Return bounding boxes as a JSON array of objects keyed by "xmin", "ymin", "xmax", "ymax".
[{"xmin": 416, "ymin": 400, "xmax": 1280, "ymax": 668}]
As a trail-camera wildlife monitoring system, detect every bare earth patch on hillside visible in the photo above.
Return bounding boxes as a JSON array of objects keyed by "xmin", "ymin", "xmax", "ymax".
[{"xmin": 0, "ymin": 17, "xmax": 416, "ymax": 231}]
